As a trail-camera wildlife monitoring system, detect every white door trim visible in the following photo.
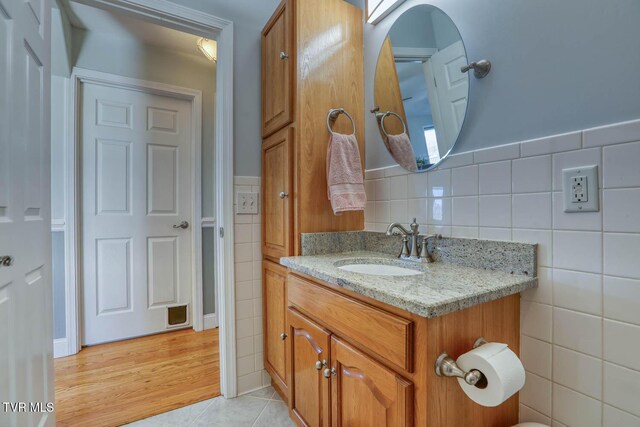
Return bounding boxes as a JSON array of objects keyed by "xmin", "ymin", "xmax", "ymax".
[{"xmin": 63, "ymin": 0, "xmax": 236, "ymax": 399}]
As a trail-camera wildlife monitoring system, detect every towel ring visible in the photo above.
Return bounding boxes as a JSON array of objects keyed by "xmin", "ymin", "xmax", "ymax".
[
  {"xmin": 380, "ymin": 111, "xmax": 407, "ymax": 138},
  {"xmin": 327, "ymin": 108, "xmax": 356, "ymax": 135}
]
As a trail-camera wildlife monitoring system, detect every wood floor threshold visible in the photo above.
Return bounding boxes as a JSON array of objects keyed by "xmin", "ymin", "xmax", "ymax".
[{"xmin": 55, "ymin": 328, "xmax": 220, "ymax": 427}]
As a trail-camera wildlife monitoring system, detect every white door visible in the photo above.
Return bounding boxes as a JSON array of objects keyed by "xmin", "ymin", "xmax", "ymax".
[
  {"xmin": 81, "ymin": 82, "xmax": 193, "ymax": 346},
  {"xmin": 423, "ymin": 40, "xmax": 468, "ymax": 154},
  {"xmin": 0, "ymin": 0, "xmax": 53, "ymax": 426}
]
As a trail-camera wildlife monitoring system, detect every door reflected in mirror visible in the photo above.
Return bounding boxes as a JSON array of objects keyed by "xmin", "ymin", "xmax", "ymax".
[{"xmin": 374, "ymin": 5, "xmax": 469, "ymax": 172}]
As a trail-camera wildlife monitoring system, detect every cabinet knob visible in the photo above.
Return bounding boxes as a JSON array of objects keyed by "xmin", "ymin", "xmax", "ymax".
[
  {"xmin": 0, "ymin": 256, "xmax": 14, "ymax": 267},
  {"xmin": 315, "ymin": 359, "xmax": 327, "ymax": 370},
  {"xmin": 279, "ymin": 51, "xmax": 289, "ymax": 60},
  {"xmin": 323, "ymin": 367, "xmax": 336, "ymax": 378},
  {"xmin": 279, "ymin": 192, "xmax": 289, "ymax": 199},
  {"xmin": 280, "ymin": 332, "xmax": 288, "ymax": 340}
]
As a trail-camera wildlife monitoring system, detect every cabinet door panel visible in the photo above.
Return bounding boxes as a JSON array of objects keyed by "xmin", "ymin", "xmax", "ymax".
[
  {"xmin": 262, "ymin": 127, "xmax": 292, "ymax": 259},
  {"xmin": 331, "ymin": 336, "xmax": 413, "ymax": 427},
  {"xmin": 288, "ymin": 308, "xmax": 331, "ymax": 427},
  {"xmin": 264, "ymin": 260, "xmax": 288, "ymax": 391},
  {"xmin": 261, "ymin": 0, "xmax": 293, "ymax": 136}
]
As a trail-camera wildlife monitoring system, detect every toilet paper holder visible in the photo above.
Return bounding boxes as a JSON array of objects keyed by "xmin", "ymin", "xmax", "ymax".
[{"xmin": 435, "ymin": 337, "xmax": 488, "ymax": 386}]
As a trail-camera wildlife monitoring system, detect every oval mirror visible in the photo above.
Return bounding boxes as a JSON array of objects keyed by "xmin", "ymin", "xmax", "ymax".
[{"xmin": 373, "ymin": 5, "xmax": 469, "ymax": 172}]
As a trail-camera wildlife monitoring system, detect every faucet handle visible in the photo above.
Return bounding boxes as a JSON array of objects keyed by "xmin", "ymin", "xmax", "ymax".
[
  {"xmin": 410, "ymin": 218, "xmax": 419, "ymax": 234},
  {"xmin": 399, "ymin": 236, "xmax": 411, "ymax": 258},
  {"xmin": 419, "ymin": 240, "xmax": 430, "ymax": 260}
]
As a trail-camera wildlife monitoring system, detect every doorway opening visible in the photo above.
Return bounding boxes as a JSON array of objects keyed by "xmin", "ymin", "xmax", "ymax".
[{"xmin": 50, "ymin": 0, "xmax": 234, "ymax": 423}]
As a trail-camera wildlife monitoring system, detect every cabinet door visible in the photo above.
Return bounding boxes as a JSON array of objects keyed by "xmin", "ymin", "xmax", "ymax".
[
  {"xmin": 330, "ymin": 336, "xmax": 413, "ymax": 427},
  {"xmin": 262, "ymin": 127, "xmax": 293, "ymax": 259},
  {"xmin": 288, "ymin": 308, "xmax": 331, "ymax": 427},
  {"xmin": 261, "ymin": 0, "xmax": 293, "ymax": 137},
  {"xmin": 264, "ymin": 260, "xmax": 288, "ymax": 392}
]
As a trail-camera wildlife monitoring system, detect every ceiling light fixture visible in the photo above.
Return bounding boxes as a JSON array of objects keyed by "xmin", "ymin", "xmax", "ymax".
[{"xmin": 197, "ymin": 37, "xmax": 217, "ymax": 62}]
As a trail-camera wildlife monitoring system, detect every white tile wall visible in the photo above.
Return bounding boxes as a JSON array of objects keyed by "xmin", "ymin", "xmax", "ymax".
[
  {"xmin": 364, "ymin": 118, "xmax": 640, "ymax": 426},
  {"xmin": 233, "ymin": 176, "xmax": 271, "ymax": 394}
]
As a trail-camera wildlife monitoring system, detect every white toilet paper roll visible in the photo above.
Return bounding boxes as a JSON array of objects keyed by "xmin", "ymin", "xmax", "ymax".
[{"xmin": 455, "ymin": 342, "xmax": 525, "ymax": 407}]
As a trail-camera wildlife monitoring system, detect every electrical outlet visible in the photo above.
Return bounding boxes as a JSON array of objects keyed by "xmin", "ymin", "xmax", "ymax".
[
  {"xmin": 236, "ymin": 192, "xmax": 259, "ymax": 214},
  {"xmin": 572, "ymin": 176, "xmax": 587, "ymax": 202},
  {"xmin": 563, "ymin": 165, "xmax": 599, "ymax": 213}
]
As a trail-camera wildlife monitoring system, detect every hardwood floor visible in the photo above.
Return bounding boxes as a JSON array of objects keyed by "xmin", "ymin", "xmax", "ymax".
[{"xmin": 55, "ymin": 328, "xmax": 220, "ymax": 427}]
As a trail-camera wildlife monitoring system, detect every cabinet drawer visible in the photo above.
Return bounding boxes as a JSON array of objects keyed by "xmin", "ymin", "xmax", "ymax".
[{"xmin": 288, "ymin": 274, "xmax": 413, "ymax": 372}]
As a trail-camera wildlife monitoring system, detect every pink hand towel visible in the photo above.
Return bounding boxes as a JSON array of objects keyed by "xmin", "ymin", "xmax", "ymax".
[
  {"xmin": 326, "ymin": 132, "xmax": 367, "ymax": 215},
  {"xmin": 385, "ymin": 133, "xmax": 418, "ymax": 172}
]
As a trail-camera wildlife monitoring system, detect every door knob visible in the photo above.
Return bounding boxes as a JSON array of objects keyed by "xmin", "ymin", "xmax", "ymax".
[
  {"xmin": 173, "ymin": 221, "xmax": 189, "ymax": 229},
  {"xmin": 279, "ymin": 192, "xmax": 289, "ymax": 199},
  {"xmin": 315, "ymin": 360, "xmax": 327, "ymax": 370},
  {"xmin": 0, "ymin": 256, "xmax": 13, "ymax": 267},
  {"xmin": 280, "ymin": 332, "xmax": 288, "ymax": 340},
  {"xmin": 279, "ymin": 51, "xmax": 289, "ymax": 60}
]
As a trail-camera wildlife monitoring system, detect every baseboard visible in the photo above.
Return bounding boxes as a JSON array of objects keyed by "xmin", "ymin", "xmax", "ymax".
[
  {"xmin": 203, "ymin": 313, "xmax": 218, "ymax": 330},
  {"xmin": 53, "ymin": 338, "xmax": 69, "ymax": 359}
]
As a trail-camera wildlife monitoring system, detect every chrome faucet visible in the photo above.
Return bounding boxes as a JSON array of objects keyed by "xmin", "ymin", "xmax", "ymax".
[{"xmin": 386, "ymin": 218, "xmax": 439, "ymax": 263}]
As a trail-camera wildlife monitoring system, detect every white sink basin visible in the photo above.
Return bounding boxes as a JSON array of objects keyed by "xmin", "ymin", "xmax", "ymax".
[{"xmin": 337, "ymin": 263, "xmax": 423, "ymax": 276}]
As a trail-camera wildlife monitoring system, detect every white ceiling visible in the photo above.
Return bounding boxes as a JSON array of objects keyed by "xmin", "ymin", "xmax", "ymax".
[{"xmin": 63, "ymin": 1, "xmax": 206, "ymax": 57}]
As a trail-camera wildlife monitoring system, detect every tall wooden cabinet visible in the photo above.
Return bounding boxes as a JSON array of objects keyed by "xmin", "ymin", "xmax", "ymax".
[
  {"xmin": 261, "ymin": 0, "xmax": 293, "ymax": 137},
  {"xmin": 261, "ymin": 0, "xmax": 364, "ymax": 401},
  {"xmin": 263, "ymin": 261, "xmax": 289, "ymax": 393},
  {"xmin": 262, "ymin": 128, "xmax": 293, "ymax": 260}
]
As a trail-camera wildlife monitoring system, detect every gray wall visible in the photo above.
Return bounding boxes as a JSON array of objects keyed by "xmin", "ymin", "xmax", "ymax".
[
  {"xmin": 202, "ymin": 228, "xmax": 216, "ymax": 315},
  {"xmin": 52, "ymin": 232, "xmax": 66, "ymax": 340},
  {"xmin": 164, "ymin": 0, "xmax": 362, "ymax": 176},
  {"xmin": 165, "ymin": 0, "xmax": 282, "ymax": 176},
  {"xmin": 366, "ymin": 0, "xmax": 640, "ymax": 169},
  {"xmin": 52, "ymin": 3, "xmax": 74, "ymax": 76},
  {"xmin": 389, "ymin": 8, "xmax": 435, "ymax": 48}
]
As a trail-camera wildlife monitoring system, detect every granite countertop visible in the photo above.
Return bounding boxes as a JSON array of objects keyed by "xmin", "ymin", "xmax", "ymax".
[{"xmin": 280, "ymin": 250, "xmax": 537, "ymax": 318}]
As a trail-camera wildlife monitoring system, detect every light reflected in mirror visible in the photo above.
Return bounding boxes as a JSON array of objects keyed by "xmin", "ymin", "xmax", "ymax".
[{"xmin": 374, "ymin": 5, "xmax": 469, "ymax": 172}]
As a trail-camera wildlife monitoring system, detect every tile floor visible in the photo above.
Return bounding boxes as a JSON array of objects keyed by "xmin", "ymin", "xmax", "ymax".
[{"xmin": 124, "ymin": 386, "xmax": 294, "ymax": 427}]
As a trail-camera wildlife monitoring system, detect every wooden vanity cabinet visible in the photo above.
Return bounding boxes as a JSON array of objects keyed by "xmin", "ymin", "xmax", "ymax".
[
  {"xmin": 287, "ymin": 308, "xmax": 332, "ymax": 427},
  {"xmin": 286, "ymin": 271, "xmax": 520, "ymax": 427},
  {"xmin": 287, "ymin": 273, "xmax": 415, "ymax": 427},
  {"xmin": 263, "ymin": 260, "xmax": 289, "ymax": 396},
  {"xmin": 331, "ymin": 336, "xmax": 413, "ymax": 427},
  {"xmin": 286, "ymin": 300, "xmax": 414, "ymax": 427}
]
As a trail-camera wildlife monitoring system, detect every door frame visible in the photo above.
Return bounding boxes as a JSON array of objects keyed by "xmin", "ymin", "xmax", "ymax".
[{"xmin": 63, "ymin": 0, "xmax": 237, "ymax": 398}]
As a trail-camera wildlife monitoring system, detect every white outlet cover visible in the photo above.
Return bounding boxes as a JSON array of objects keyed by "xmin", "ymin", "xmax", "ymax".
[
  {"xmin": 562, "ymin": 165, "xmax": 599, "ymax": 213},
  {"xmin": 236, "ymin": 192, "xmax": 259, "ymax": 214}
]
